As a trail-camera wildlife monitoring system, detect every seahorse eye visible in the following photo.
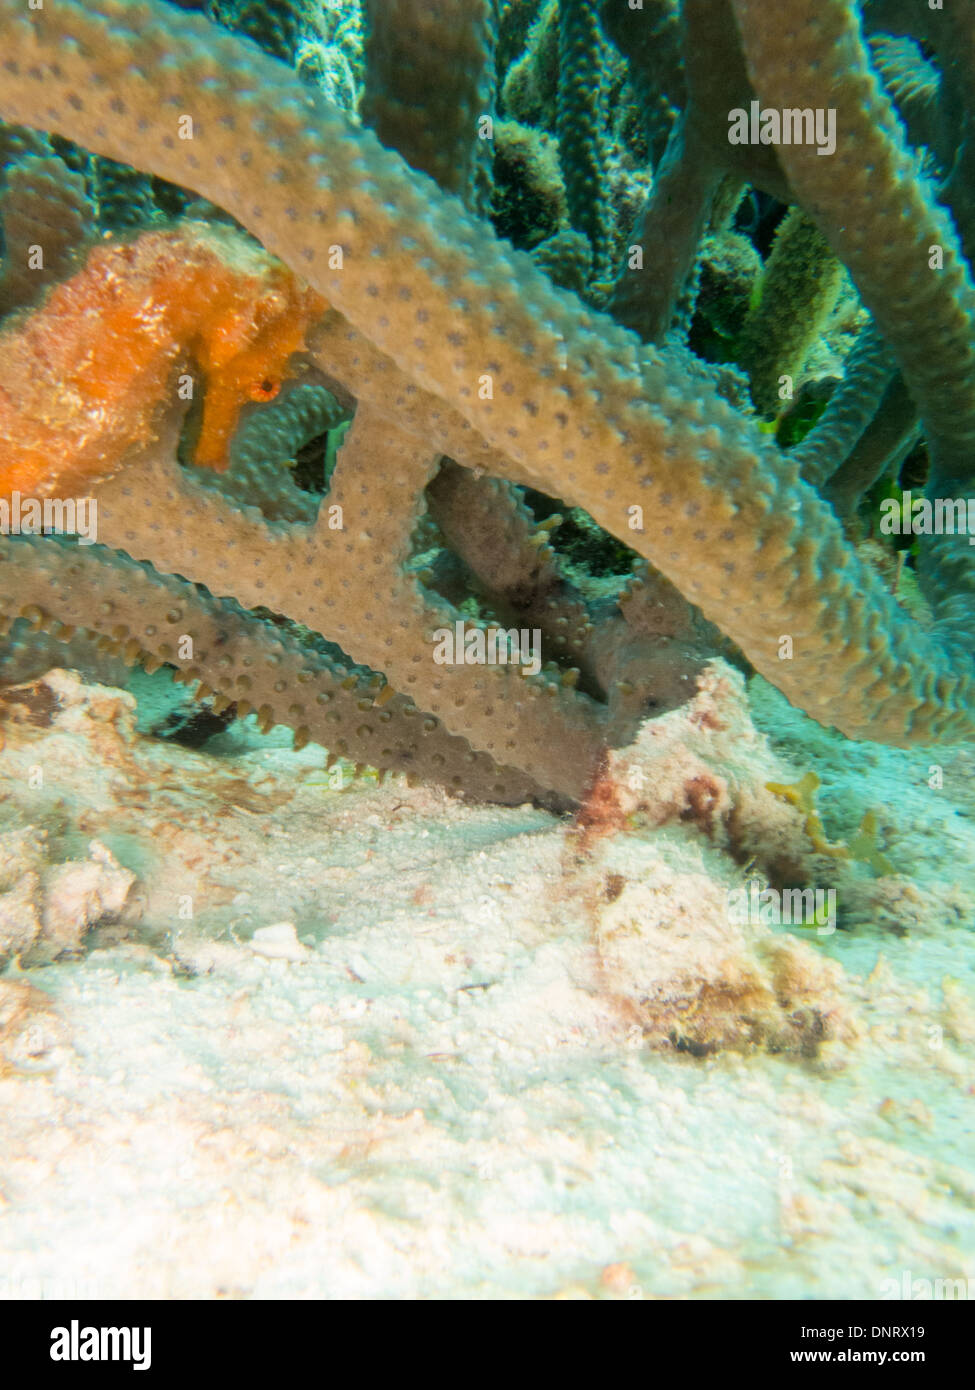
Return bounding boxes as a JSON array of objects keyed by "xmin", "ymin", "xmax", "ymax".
[{"xmin": 250, "ymin": 378, "xmax": 280, "ymax": 401}]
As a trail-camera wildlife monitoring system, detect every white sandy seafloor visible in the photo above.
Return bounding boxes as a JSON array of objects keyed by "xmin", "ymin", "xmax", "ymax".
[{"xmin": 0, "ymin": 658, "xmax": 973, "ymax": 1301}]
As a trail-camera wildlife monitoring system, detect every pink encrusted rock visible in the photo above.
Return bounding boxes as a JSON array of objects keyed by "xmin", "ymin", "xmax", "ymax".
[
  {"xmin": 40, "ymin": 667, "xmax": 139, "ymax": 743},
  {"xmin": 0, "ymin": 871, "xmax": 43, "ymax": 963},
  {"xmin": 0, "ymin": 827, "xmax": 47, "ymax": 965},
  {"xmin": 601, "ymin": 660, "xmax": 820, "ymax": 880},
  {"xmin": 0, "ymin": 824, "xmax": 136, "ymax": 965},
  {"xmin": 570, "ymin": 660, "xmax": 859, "ymax": 1056},
  {"xmin": 592, "ymin": 857, "xmax": 855, "ymax": 1057},
  {"xmin": 36, "ymin": 841, "xmax": 136, "ymax": 962},
  {"xmin": 0, "ymin": 977, "xmax": 71, "ymax": 1077}
]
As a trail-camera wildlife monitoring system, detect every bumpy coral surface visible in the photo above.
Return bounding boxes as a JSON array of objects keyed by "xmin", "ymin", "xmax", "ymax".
[
  {"xmin": 0, "ymin": 0, "xmax": 971, "ymax": 808},
  {"xmin": 0, "ymin": 3, "xmax": 973, "ymax": 1304}
]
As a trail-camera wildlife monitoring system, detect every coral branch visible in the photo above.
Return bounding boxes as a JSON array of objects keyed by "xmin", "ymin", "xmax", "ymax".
[{"xmin": 0, "ymin": 0, "xmax": 972, "ymax": 810}]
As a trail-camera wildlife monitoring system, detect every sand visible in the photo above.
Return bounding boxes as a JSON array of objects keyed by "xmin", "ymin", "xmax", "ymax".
[{"xmin": 0, "ymin": 662, "xmax": 972, "ymax": 1299}]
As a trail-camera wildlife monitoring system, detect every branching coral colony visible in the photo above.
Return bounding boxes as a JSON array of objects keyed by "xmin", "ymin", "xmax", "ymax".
[{"xmin": 0, "ymin": 0, "xmax": 973, "ymax": 812}]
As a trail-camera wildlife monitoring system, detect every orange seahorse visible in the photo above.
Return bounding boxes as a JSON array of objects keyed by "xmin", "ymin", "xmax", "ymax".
[{"xmin": 0, "ymin": 221, "xmax": 325, "ymax": 501}]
